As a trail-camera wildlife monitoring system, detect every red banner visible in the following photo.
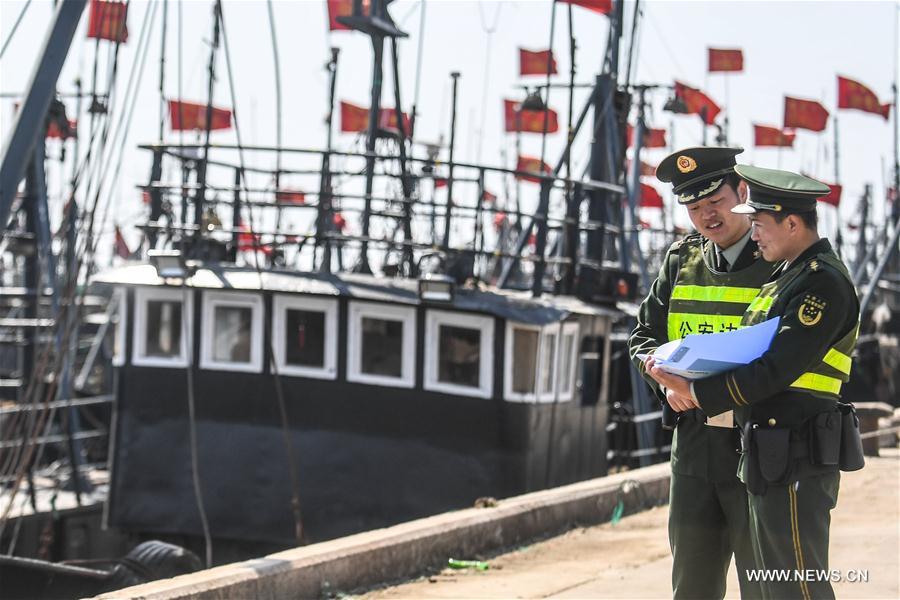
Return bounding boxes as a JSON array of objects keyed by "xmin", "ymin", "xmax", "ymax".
[
  {"xmin": 339, "ymin": 101, "xmax": 411, "ymax": 135},
  {"xmin": 783, "ymin": 97, "xmax": 829, "ymax": 132},
  {"xmin": 327, "ymin": 0, "xmax": 371, "ymax": 31},
  {"xmin": 168, "ymin": 100, "xmax": 232, "ymax": 131},
  {"xmin": 639, "ymin": 183, "xmax": 664, "ymax": 209},
  {"xmin": 819, "ymin": 183, "xmax": 842, "ymax": 208},
  {"xmin": 114, "ymin": 226, "xmax": 131, "ymax": 259},
  {"xmin": 708, "ymin": 48, "xmax": 743, "ymax": 73},
  {"xmin": 276, "ymin": 190, "xmax": 306, "ymax": 204},
  {"xmin": 519, "ymin": 48, "xmax": 557, "ymax": 76},
  {"xmin": 837, "ymin": 76, "xmax": 891, "ymax": 120},
  {"xmin": 674, "ymin": 81, "xmax": 721, "ymax": 124},
  {"xmin": 87, "ymin": 0, "xmax": 128, "ymax": 43},
  {"xmin": 753, "ymin": 124, "xmax": 795, "ymax": 147},
  {"xmin": 516, "ymin": 156, "xmax": 551, "ymax": 183},
  {"xmin": 626, "ymin": 124, "xmax": 666, "ymax": 148},
  {"xmin": 503, "ymin": 100, "xmax": 559, "ymax": 134},
  {"xmin": 558, "ymin": 0, "xmax": 612, "ymax": 15}
]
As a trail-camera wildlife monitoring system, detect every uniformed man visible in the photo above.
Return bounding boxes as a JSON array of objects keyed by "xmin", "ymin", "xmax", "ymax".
[
  {"xmin": 629, "ymin": 147, "xmax": 775, "ymax": 599},
  {"xmin": 646, "ymin": 165, "xmax": 861, "ymax": 600}
]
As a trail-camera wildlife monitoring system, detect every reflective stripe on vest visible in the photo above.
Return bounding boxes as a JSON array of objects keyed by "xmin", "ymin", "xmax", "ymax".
[
  {"xmin": 789, "ymin": 372, "xmax": 843, "ymax": 395},
  {"xmin": 823, "ymin": 348, "xmax": 852, "ymax": 375},
  {"xmin": 670, "ymin": 285, "xmax": 761, "ymax": 304},
  {"xmin": 746, "ymin": 295, "xmax": 775, "ymax": 314},
  {"xmin": 667, "ymin": 313, "xmax": 744, "ymax": 341}
]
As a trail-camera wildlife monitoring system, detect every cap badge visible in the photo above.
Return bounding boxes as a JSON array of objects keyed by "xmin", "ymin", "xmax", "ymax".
[{"xmin": 676, "ymin": 155, "xmax": 697, "ymax": 173}]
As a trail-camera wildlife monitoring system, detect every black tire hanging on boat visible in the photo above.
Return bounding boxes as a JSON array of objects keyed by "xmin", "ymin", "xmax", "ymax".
[{"xmin": 105, "ymin": 540, "xmax": 203, "ymax": 590}]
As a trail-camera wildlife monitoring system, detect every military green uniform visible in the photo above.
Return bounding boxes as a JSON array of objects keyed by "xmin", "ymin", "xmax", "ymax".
[
  {"xmin": 629, "ymin": 147, "xmax": 773, "ymax": 599},
  {"xmin": 693, "ymin": 166, "xmax": 861, "ymax": 600}
]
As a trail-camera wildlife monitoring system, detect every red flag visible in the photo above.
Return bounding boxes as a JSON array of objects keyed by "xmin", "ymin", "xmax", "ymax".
[
  {"xmin": 503, "ymin": 99, "xmax": 559, "ymax": 134},
  {"xmin": 340, "ymin": 101, "xmax": 369, "ymax": 132},
  {"xmin": 434, "ymin": 177, "xmax": 448, "ymax": 188},
  {"xmin": 276, "ymin": 189, "xmax": 306, "ymax": 204},
  {"xmin": 837, "ymin": 76, "xmax": 891, "ymax": 120},
  {"xmin": 626, "ymin": 124, "xmax": 666, "ymax": 148},
  {"xmin": 327, "ymin": 0, "xmax": 370, "ymax": 31},
  {"xmin": 339, "ymin": 101, "xmax": 411, "ymax": 134},
  {"xmin": 168, "ymin": 100, "xmax": 232, "ymax": 131},
  {"xmin": 753, "ymin": 124, "xmax": 796, "ymax": 148},
  {"xmin": 674, "ymin": 81, "xmax": 721, "ymax": 124},
  {"xmin": 519, "ymin": 48, "xmax": 557, "ymax": 76},
  {"xmin": 237, "ymin": 223, "xmax": 272, "ymax": 256},
  {"xmin": 516, "ymin": 156, "xmax": 551, "ymax": 183},
  {"xmin": 783, "ymin": 96, "xmax": 829, "ymax": 132},
  {"xmin": 558, "ymin": 0, "xmax": 612, "ymax": 15},
  {"xmin": 87, "ymin": 0, "xmax": 128, "ymax": 43},
  {"xmin": 482, "ymin": 190, "xmax": 497, "ymax": 204},
  {"xmin": 333, "ymin": 212, "xmax": 347, "ymax": 232},
  {"xmin": 819, "ymin": 184, "xmax": 842, "ymax": 208},
  {"xmin": 639, "ymin": 183, "xmax": 664, "ymax": 209},
  {"xmin": 707, "ymin": 48, "xmax": 743, "ymax": 73},
  {"xmin": 46, "ymin": 118, "xmax": 77, "ymax": 140},
  {"xmin": 114, "ymin": 226, "xmax": 131, "ymax": 259}
]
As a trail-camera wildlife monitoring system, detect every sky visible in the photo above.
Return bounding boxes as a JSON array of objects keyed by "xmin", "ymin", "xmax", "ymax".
[{"xmin": 0, "ymin": 0, "xmax": 898, "ymax": 265}]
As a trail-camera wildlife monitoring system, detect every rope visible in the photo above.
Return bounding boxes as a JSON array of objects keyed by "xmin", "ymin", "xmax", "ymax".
[{"xmin": 0, "ymin": 0, "xmax": 31, "ymax": 61}]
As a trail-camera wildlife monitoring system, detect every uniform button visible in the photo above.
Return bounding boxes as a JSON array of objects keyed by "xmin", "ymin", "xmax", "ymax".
[{"xmin": 768, "ymin": 418, "xmax": 777, "ymax": 427}]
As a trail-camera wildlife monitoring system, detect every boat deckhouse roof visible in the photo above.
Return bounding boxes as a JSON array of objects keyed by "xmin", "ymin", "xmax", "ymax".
[{"xmin": 94, "ymin": 264, "xmax": 624, "ymax": 325}]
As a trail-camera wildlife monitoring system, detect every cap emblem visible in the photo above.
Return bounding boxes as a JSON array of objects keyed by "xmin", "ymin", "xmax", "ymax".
[{"xmin": 676, "ymin": 155, "xmax": 697, "ymax": 173}]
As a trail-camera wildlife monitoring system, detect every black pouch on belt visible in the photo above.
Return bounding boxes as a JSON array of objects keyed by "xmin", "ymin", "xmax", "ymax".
[
  {"xmin": 742, "ymin": 423, "xmax": 767, "ymax": 495},
  {"xmin": 810, "ymin": 410, "xmax": 841, "ymax": 466},
  {"xmin": 755, "ymin": 427, "xmax": 792, "ymax": 484},
  {"xmin": 837, "ymin": 402, "xmax": 866, "ymax": 472}
]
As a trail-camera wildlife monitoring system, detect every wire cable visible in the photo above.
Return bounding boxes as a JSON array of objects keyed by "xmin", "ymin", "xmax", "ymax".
[{"xmin": 0, "ymin": 0, "xmax": 31, "ymax": 61}]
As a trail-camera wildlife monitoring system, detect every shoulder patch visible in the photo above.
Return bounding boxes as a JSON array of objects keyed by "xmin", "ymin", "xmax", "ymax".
[{"xmin": 797, "ymin": 293, "xmax": 826, "ymax": 327}]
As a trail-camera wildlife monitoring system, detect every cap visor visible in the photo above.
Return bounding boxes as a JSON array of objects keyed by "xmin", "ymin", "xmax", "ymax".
[{"xmin": 731, "ymin": 203, "xmax": 757, "ymax": 214}]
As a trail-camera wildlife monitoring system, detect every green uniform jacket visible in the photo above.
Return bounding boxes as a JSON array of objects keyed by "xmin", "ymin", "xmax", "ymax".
[{"xmin": 629, "ymin": 233, "xmax": 779, "ymax": 482}]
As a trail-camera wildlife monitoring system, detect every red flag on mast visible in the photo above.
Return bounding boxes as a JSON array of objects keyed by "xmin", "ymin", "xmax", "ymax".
[
  {"xmin": 558, "ymin": 0, "xmax": 612, "ymax": 15},
  {"xmin": 819, "ymin": 184, "xmax": 843, "ymax": 208},
  {"xmin": 114, "ymin": 226, "xmax": 131, "ymax": 259},
  {"xmin": 168, "ymin": 100, "xmax": 232, "ymax": 131},
  {"xmin": 837, "ymin": 76, "xmax": 891, "ymax": 120},
  {"xmin": 503, "ymin": 100, "xmax": 559, "ymax": 134},
  {"xmin": 87, "ymin": 0, "xmax": 128, "ymax": 43},
  {"xmin": 753, "ymin": 124, "xmax": 796, "ymax": 148},
  {"xmin": 516, "ymin": 156, "xmax": 551, "ymax": 183},
  {"xmin": 784, "ymin": 97, "xmax": 829, "ymax": 132},
  {"xmin": 707, "ymin": 48, "xmax": 743, "ymax": 73},
  {"xmin": 327, "ymin": 0, "xmax": 371, "ymax": 31},
  {"xmin": 626, "ymin": 124, "xmax": 667, "ymax": 148},
  {"xmin": 639, "ymin": 183, "xmax": 664, "ymax": 209},
  {"xmin": 674, "ymin": 81, "xmax": 721, "ymax": 124},
  {"xmin": 519, "ymin": 48, "xmax": 558, "ymax": 76}
]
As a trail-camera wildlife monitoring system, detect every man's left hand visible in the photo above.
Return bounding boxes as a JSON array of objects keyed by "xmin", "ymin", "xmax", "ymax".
[{"xmin": 645, "ymin": 357, "xmax": 699, "ymax": 410}]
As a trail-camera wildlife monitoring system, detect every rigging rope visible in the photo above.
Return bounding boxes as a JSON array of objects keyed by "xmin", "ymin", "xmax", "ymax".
[{"xmin": 0, "ymin": 0, "xmax": 32, "ymax": 61}]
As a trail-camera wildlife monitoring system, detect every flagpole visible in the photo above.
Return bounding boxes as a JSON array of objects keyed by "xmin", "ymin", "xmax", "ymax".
[{"xmin": 833, "ymin": 115, "xmax": 842, "ymax": 256}]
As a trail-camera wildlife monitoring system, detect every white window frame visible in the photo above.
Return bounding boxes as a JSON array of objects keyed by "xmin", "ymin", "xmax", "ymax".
[
  {"xmin": 556, "ymin": 322, "xmax": 580, "ymax": 402},
  {"xmin": 347, "ymin": 301, "xmax": 416, "ymax": 388},
  {"xmin": 538, "ymin": 324, "xmax": 561, "ymax": 402},
  {"xmin": 111, "ymin": 287, "xmax": 127, "ymax": 367},
  {"xmin": 200, "ymin": 291, "xmax": 263, "ymax": 373},
  {"xmin": 132, "ymin": 286, "xmax": 193, "ymax": 368},
  {"xmin": 271, "ymin": 295, "xmax": 338, "ymax": 380},
  {"xmin": 504, "ymin": 322, "xmax": 542, "ymax": 402},
  {"xmin": 424, "ymin": 310, "xmax": 494, "ymax": 399}
]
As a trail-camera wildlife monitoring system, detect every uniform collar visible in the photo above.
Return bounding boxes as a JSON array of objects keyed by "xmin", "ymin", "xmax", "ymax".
[
  {"xmin": 714, "ymin": 227, "xmax": 753, "ymax": 269},
  {"xmin": 782, "ymin": 238, "xmax": 831, "ymax": 273}
]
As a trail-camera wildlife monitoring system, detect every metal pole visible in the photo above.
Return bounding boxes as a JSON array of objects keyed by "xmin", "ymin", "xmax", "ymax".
[
  {"xmin": 318, "ymin": 48, "xmax": 339, "ymax": 273},
  {"xmin": 442, "ymin": 71, "xmax": 460, "ymax": 249},
  {"xmin": 358, "ymin": 34, "xmax": 386, "ymax": 274}
]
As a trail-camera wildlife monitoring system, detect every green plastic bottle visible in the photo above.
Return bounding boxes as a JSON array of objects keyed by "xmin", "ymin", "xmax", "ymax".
[{"xmin": 447, "ymin": 558, "xmax": 489, "ymax": 571}]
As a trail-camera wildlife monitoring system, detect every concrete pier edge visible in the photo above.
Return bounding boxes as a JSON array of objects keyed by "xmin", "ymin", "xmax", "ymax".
[{"xmin": 93, "ymin": 462, "xmax": 671, "ymax": 600}]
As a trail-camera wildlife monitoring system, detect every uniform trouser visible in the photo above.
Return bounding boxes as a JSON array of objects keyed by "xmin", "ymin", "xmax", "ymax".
[
  {"xmin": 669, "ymin": 471, "xmax": 762, "ymax": 599},
  {"xmin": 748, "ymin": 472, "xmax": 840, "ymax": 600}
]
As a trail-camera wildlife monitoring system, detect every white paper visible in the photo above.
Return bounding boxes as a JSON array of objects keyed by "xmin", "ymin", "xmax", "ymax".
[{"xmin": 637, "ymin": 316, "xmax": 781, "ymax": 380}]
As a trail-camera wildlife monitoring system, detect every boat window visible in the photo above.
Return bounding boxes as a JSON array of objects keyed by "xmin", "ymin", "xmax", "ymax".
[
  {"xmin": 200, "ymin": 291, "xmax": 263, "ymax": 373},
  {"xmin": 111, "ymin": 287, "xmax": 126, "ymax": 366},
  {"xmin": 557, "ymin": 323, "xmax": 580, "ymax": 401},
  {"xmin": 424, "ymin": 310, "xmax": 494, "ymax": 398},
  {"xmin": 348, "ymin": 302, "xmax": 415, "ymax": 388},
  {"xmin": 272, "ymin": 295, "xmax": 337, "ymax": 379},
  {"xmin": 132, "ymin": 286, "xmax": 192, "ymax": 368},
  {"xmin": 539, "ymin": 329, "xmax": 558, "ymax": 398},
  {"xmin": 505, "ymin": 322, "xmax": 541, "ymax": 401}
]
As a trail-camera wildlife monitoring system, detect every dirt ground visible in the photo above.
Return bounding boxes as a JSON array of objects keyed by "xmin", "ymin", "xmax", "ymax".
[{"xmin": 362, "ymin": 451, "xmax": 899, "ymax": 599}]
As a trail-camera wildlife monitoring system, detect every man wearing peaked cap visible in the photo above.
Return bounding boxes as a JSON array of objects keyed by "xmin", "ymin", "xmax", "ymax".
[
  {"xmin": 646, "ymin": 165, "xmax": 862, "ymax": 600},
  {"xmin": 630, "ymin": 147, "xmax": 776, "ymax": 599}
]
